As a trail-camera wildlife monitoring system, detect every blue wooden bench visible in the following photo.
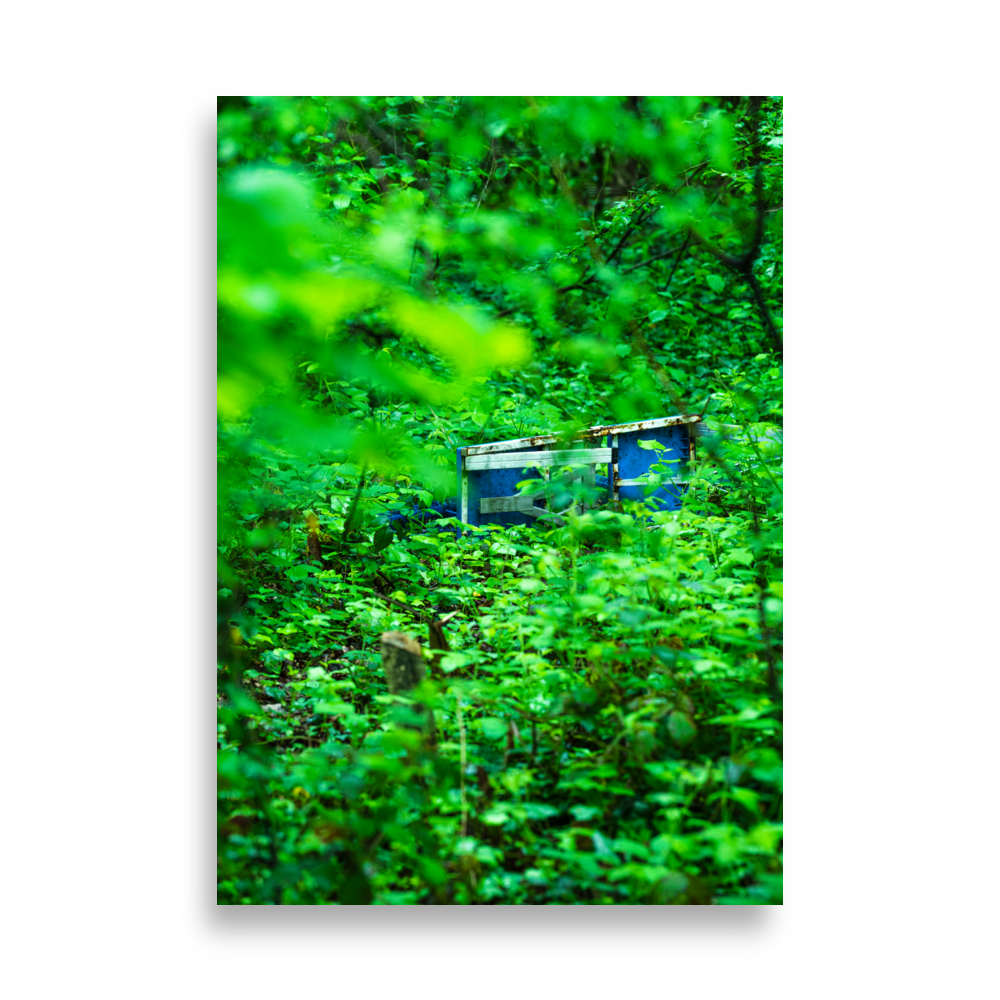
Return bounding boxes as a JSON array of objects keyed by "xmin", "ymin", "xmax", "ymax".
[{"xmin": 456, "ymin": 413, "xmax": 701, "ymax": 529}]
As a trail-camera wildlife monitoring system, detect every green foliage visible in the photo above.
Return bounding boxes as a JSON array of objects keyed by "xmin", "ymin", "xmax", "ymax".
[{"xmin": 218, "ymin": 95, "xmax": 782, "ymax": 904}]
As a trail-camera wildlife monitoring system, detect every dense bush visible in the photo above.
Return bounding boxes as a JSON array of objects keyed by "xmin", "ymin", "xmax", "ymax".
[{"xmin": 218, "ymin": 96, "xmax": 782, "ymax": 904}]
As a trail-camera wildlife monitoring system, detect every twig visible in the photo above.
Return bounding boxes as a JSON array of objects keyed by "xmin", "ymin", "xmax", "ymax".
[
  {"xmin": 554, "ymin": 279, "xmax": 595, "ymax": 295},
  {"xmin": 745, "ymin": 269, "xmax": 782, "ymax": 353},
  {"xmin": 375, "ymin": 590, "xmax": 431, "ymax": 621},
  {"xmin": 678, "ymin": 135, "xmax": 767, "ymax": 178},
  {"xmin": 688, "ymin": 225, "xmax": 746, "ymax": 271},
  {"xmin": 620, "ymin": 243, "xmax": 685, "ymax": 275},
  {"xmin": 686, "ymin": 99, "xmax": 782, "ymax": 355},
  {"xmin": 473, "ymin": 141, "xmax": 496, "ymax": 216},
  {"xmin": 604, "ymin": 201, "xmax": 653, "ymax": 265},
  {"xmin": 661, "ymin": 232, "xmax": 691, "ymax": 291}
]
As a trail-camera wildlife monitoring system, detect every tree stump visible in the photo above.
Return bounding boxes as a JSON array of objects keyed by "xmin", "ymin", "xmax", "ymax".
[{"xmin": 380, "ymin": 631, "xmax": 435, "ymax": 744}]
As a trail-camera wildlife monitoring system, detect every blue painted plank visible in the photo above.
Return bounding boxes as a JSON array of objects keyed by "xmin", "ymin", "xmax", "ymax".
[
  {"xmin": 615, "ymin": 423, "xmax": 689, "ymax": 511},
  {"xmin": 464, "ymin": 444, "xmax": 547, "ymax": 528}
]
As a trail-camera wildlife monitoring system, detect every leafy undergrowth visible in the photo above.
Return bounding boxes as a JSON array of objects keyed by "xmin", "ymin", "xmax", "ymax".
[
  {"xmin": 217, "ymin": 95, "xmax": 783, "ymax": 904},
  {"xmin": 217, "ymin": 365, "xmax": 782, "ymax": 906}
]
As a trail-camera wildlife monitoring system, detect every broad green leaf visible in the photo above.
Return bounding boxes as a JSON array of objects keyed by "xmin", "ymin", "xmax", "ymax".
[
  {"xmin": 666, "ymin": 710, "xmax": 697, "ymax": 746},
  {"xmin": 479, "ymin": 717, "xmax": 507, "ymax": 741}
]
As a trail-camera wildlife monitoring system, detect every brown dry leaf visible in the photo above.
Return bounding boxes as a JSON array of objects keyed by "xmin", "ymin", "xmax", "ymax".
[
  {"xmin": 305, "ymin": 510, "xmax": 323, "ymax": 562},
  {"xmin": 475, "ymin": 766, "xmax": 492, "ymax": 794},
  {"xmin": 221, "ymin": 814, "xmax": 256, "ymax": 837},
  {"xmin": 427, "ymin": 621, "xmax": 451, "ymax": 653}
]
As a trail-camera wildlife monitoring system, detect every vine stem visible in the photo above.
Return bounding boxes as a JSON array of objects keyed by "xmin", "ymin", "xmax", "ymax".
[{"xmin": 456, "ymin": 691, "xmax": 468, "ymax": 837}]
